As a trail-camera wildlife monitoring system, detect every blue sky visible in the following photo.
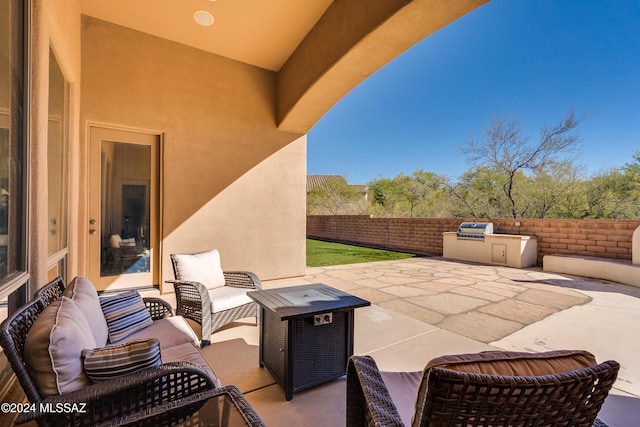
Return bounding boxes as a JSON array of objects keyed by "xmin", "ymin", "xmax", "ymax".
[{"xmin": 307, "ymin": 0, "xmax": 640, "ymax": 185}]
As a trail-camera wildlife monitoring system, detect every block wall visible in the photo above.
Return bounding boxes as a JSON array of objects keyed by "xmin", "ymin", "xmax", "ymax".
[{"xmin": 306, "ymin": 216, "xmax": 640, "ymax": 265}]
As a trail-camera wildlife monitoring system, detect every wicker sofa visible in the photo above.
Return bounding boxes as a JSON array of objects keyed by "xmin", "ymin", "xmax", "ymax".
[
  {"xmin": 347, "ymin": 350, "xmax": 619, "ymax": 427},
  {"xmin": 0, "ymin": 276, "xmax": 220, "ymax": 426}
]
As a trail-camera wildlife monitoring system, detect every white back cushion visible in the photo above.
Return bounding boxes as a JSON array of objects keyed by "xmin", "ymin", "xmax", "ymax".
[
  {"xmin": 172, "ymin": 249, "xmax": 225, "ymax": 289},
  {"xmin": 25, "ymin": 296, "xmax": 96, "ymax": 397},
  {"xmin": 63, "ymin": 276, "xmax": 109, "ymax": 347}
]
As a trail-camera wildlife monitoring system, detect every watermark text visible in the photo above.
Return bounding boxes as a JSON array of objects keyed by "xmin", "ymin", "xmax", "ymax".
[{"xmin": 1, "ymin": 402, "xmax": 87, "ymax": 414}]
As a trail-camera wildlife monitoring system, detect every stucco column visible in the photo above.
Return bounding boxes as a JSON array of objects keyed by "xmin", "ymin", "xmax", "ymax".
[{"xmin": 28, "ymin": 0, "xmax": 50, "ymax": 294}]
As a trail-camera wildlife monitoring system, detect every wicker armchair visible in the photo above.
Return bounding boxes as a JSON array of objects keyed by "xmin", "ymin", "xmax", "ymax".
[
  {"xmin": 0, "ymin": 277, "xmax": 216, "ymax": 427},
  {"xmin": 167, "ymin": 250, "xmax": 262, "ymax": 346},
  {"xmin": 347, "ymin": 350, "xmax": 619, "ymax": 427}
]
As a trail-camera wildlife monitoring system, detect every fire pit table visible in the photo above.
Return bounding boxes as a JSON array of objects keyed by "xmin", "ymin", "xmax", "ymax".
[{"xmin": 247, "ymin": 283, "xmax": 370, "ymax": 400}]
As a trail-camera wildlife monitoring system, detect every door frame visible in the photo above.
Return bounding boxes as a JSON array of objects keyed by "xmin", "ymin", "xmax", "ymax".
[{"xmin": 86, "ymin": 124, "xmax": 163, "ymax": 291}]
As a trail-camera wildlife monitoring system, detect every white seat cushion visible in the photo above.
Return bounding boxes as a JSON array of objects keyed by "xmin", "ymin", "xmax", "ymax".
[
  {"xmin": 124, "ymin": 316, "xmax": 200, "ymax": 350},
  {"xmin": 162, "ymin": 342, "xmax": 221, "ymax": 388},
  {"xmin": 172, "ymin": 249, "xmax": 225, "ymax": 290},
  {"xmin": 209, "ymin": 286, "xmax": 253, "ymax": 313}
]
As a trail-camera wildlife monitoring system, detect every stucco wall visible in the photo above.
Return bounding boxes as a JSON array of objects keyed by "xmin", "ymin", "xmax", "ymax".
[
  {"xmin": 28, "ymin": 0, "xmax": 82, "ymax": 289},
  {"xmin": 81, "ymin": 17, "xmax": 307, "ymax": 289},
  {"xmin": 307, "ymin": 215, "xmax": 640, "ymax": 265}
]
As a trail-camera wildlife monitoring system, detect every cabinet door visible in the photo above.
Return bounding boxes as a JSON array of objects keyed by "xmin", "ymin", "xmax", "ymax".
[{"xmin": 492, "ymin": 243, "xmax": 507, "ymax": 264}]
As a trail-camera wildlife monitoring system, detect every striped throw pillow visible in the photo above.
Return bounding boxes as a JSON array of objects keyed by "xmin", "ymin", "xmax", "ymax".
[
  {"xmin": 82, "ymin": 339, "xmax": 162, "ymax": 383},
  {"xmin": 99, "ymin": 291, "xmax": 153, "ymax": 343}
]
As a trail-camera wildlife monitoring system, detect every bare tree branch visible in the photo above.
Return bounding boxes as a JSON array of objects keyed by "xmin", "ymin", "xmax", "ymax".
[{"xmin": 459, "ymin": 111, "xmax": 583, "ymax": 218}]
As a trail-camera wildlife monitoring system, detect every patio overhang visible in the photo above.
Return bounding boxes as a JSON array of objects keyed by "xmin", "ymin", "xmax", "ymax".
[
  {"xmin": 81, "ymin": 0, "xmax": 490, "ymax": 135},
  {"xmin": 276, "ymin": 0, "xmax": 490, "ymax": 134}
]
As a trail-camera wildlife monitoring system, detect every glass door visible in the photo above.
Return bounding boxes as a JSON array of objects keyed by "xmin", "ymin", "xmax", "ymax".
[{"xmin": 88, "ymin": 126, "xmax": 159, "ymax": 290}]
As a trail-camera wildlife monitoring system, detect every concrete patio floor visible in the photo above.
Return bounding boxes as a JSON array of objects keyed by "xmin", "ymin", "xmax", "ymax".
[{"xmin": 196, "ymin": 257, "xmax": 640, "ymax": 426}]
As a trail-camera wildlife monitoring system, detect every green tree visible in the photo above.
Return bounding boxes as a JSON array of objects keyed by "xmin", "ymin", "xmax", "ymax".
[
  {"xmin": 307, "ymin": 176, "xmax": 367, "ymax": 215},
  {"xmin": 584, "ymin": 166, "xmax": 639, "ymax": 219},
  {"xmin": 623, "ymin": 150, "xmax": 640, "ymax": 204},
  {"xmin": 445, "ymin": 166, "xmax": 511, "ymax": 218},
  {"xmin": 523, "ymin": 160, "xmax": 584, "ymax": 218},
  {"xmin": 369, "ymin": 176, "xmax": 401, "ymax": 216},
  {"xmin": 369, "ymin": 170, "xmax": 446, "ymax": 217},
  {"xmin": 412, "ymin": 170, "xmax": 449, "ymax": 217}
]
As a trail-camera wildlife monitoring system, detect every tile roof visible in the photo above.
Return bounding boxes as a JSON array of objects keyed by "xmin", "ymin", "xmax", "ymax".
[
  {"xmin": 306, "ymin": 175, "xmax": 368, "ymax": 194},
  {"xmin": 307, "ymin": 175, "xmax": 349, "ymax": 192}
]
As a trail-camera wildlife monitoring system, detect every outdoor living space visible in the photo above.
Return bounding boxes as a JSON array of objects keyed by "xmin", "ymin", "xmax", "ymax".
[
  {"xmin": 168, "ymin": 257, "xmax": 640, "ymax": 426},
  {"xmin": 3, "ymin": 1, "xmax": 640, "ymax": 425}
]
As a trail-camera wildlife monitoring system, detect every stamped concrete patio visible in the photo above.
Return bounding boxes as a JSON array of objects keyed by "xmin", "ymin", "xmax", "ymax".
[{"xmin": 195, "ymin": 257, "xmax": 640, "ymax": 426}]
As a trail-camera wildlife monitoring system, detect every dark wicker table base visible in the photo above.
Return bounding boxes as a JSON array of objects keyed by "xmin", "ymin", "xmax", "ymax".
[
  {"xmin": 249, "ymin": 284, "xmax": 370, "ymax": 401},
  {"xmin": 261, "ymin": 307, "xmax": 353, "ymax": 400}
]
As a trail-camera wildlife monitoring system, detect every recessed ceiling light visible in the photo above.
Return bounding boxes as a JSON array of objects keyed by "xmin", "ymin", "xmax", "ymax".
[{"xmin": 194, "ymin": 11, "xmax": 214, "ymax": 26}]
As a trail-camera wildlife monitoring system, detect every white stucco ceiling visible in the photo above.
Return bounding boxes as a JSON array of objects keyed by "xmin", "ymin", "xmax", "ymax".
[{"xmin": 81, "ymin": 0, "xmax": 333, "ymax": 72}]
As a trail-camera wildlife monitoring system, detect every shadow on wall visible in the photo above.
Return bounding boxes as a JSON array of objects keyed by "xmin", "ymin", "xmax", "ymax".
[{"xmin": 82, "ymin": 16, "xmax": 304, "ymax": 237}]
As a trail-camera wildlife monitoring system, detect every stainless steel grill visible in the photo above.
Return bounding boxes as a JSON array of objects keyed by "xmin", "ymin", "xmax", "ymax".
[{"xmin": 456, "ymin": 222, "xmax": 494, "ymax": 240}]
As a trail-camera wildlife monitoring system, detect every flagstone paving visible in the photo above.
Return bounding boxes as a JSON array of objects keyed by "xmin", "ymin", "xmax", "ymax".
[
  {"xmin": 304, "ymin": 256, "xmax": 592, "ymax": 344},
  {"xmin": 219, "ymin": 256, "xmax": 639, "ymax": 425}
]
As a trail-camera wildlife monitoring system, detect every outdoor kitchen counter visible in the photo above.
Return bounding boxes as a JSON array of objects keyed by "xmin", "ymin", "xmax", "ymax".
[{"xmin": 443, "ymin": 231, "xmax": 538, "ymax": 268}]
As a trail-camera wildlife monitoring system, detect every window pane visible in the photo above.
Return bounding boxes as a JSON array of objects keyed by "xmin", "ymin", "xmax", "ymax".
[
  {"xmin": 0, "ymin": 0, "xmax": 25, "ymax": 281},
  {"xmin": 47, "ymin": 48, "xmax": 68, "ymax": 257},
  {"xmin": 101, "ymin": 141, "xmax": 151, "ymax": 276}
]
